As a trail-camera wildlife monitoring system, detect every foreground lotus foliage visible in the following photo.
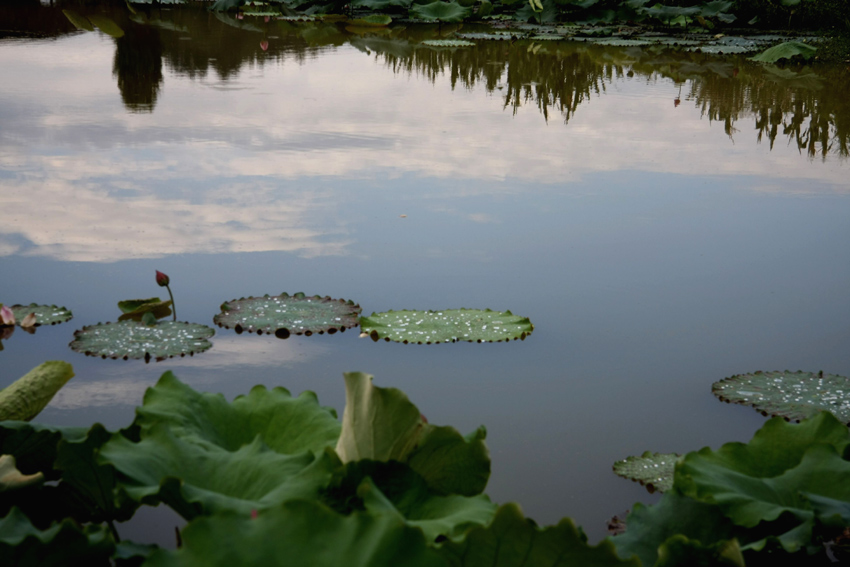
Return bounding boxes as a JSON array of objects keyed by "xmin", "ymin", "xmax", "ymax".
[
  {"xmin": 360, "ymin": 308, "xmax": 534, "ymax": 344},
  {"xmin": 2, "ymin": 369, "xmax": 850, "ymax": 565},
  {"xmin": 2, "ymin": 304, "xmax": 73, "ymax": 328},
  {"xmin": 213, "ymin": 292, "xmax": 362, "ymax": 338},
  {"xmin": 612, "ymin": 451, "xmax": 679, "ymax": 494}
]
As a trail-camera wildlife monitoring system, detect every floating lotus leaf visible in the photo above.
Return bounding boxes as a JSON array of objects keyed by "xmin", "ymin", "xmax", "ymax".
[
  {"xmin": 456, "ymin": 32, "xmax": 517, "ymax": 40},
  {"xmin": 712, "ymin": 370, "xmax": 850, "ymax": 423},
  {"xmin": 421, "ymin": 39, "xmax": 476, "ymax": 47},
  {"xmin": 143, "ymin": 500, "xmax": 446, "ymax": 567},
  {"xmin": 360, "ymin": 308, "xmax": 533, "ymax": 344},
  {"xmin": 69, "ymin": 321, "xmax": 214, "ymax": 361},
  {"xmin": 591, "ymin": 38, "xmax": 654, "ymax": 47},
  {"xmin": 214, "ymin": 292, "xmax": 361, "ymax": 338},
  {"xmin": 750, "ymin": 41, "xmax": 817, "ymax": 63},
  {"xmin": 687, "ymin": 44, "xmax": 755, "ymax": 54},
  {"xmin": 439, "ymin": 503, "xmax": 640, "ymax": 567},
  {"xmin": 0, "ymin": 362, "xmax": 75, "ymax": 422},
  {"xmin": 7, "ymin": 304, "xmax": 73, "ymax": 327},
  {"xmin": 612, "ymin": 451, "xmax": 679, "ymax": 494},
  {"xmin": 529, "ymin": 34, "xmax": 564, "ymax": 41},
  {"xmin": 349, "ymin": 14, "xmax": 393, "ymax": 26},
  {"xmin": 410, "ymin": 1, "xmax": 472, "ymax": 22}
]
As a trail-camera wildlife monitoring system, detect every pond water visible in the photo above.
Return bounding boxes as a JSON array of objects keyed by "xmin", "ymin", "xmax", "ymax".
[{"xmin": 2, "ymin": 1, "xmax": 849, "ymax": 547}]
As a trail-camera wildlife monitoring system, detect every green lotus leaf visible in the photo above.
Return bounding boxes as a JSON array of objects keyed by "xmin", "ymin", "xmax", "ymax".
[
  {"xmin": 62, "ymin": 9, "xmax": 94, "ymax": 31},
  {"xmin": 699, "ymin": 0, "xmax": 734, "ymax": 17},
  {"xmin": 133, "ymin": 371, "xmax": 341, "ymax": 456},
  {"xmin": 99, "ymin": 424, "xmax": 338, "ymax": 520},
  {"xmin": 144, "ymin": 499, "xmax": 446, "ymax": 567},
  {"xmin": 360, "ymin": 308, "xmax": 533, "ymax": 344},
  {"xmin": 117, "ymin": 297, "xmax": 173, "ymax": 321},
  {"xmin": 336, "ymin": 372, "xmax": 490, "ymax": 496},
  {"xmin": 655, "ymin": 534, "xmax": 745, "ymax": 567},
  {"xmin": 750, "ymin": 41, "xmax": 817, "ymax": 63},
  {"xmin": 612, "ymin": 451, "xmax": 679, "ymax": 494},
  {"xmin": 440, "ymin": 502, "xmax": 640, "ymax": 566},
  {"xmin": 612, "ymin": 493, "xmax": 741, "ymax": 567},
  {"xmin": 7, "ymin": 304, "xmax": 73, "ymax": 327},
  {"xmin": 0, "ymin": 455, "xmax": 44, "ymax": 493},
  {"xmin": 0, "ymin": 507, "xmax": 116, "ymax": 567},
  {"xmin": 349, "ymin": 14, "xmax": 393, "ymax": 26},
  {"xmin": 410, "ymin": 1, "xmax": 472, "ymax": 22},
  {"xmin": 420, "ymin": 39, "xmax": 476, "ymax": 47},
  {"xmin": 675, "ymin": 412, "xmax": 850, "ymax": 553},
  {"xmin": 214, "ymin": 292, "xmax": 361, "ymax": 338},
  {"xmin": 69, "ymin": 320, "xmax": 214, "ymax": 361},
  {"xmin": 0, "ymin": 362, "xmax": 75, "ymax": 422},
  {"xmin": 351, "ymin": 0, "xmax": 413, "ymax": 9},
  {"xmin": 87, "ymin": 14, "xmax": 125, "ymax": 38},
  {"xmin": 712, "ymin": 370, "xmax": 850, "ymax": 423},
  {"xmin": 53, "ymin": 424, "xmax": 138, "ymax": 523},
  {"xmin": 0, "ymin": 422, "xmax": 87, "ymax": 482},
  {"xmin": 323, "ymin": 460, "xmax": 496, "ymax": 542},
  {"xmin": 455, "ymin": 32, "xmax": 517, "ymax": 40}
]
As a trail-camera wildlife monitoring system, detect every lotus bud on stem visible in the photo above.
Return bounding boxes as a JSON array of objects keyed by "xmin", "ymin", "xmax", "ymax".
[{"xmin": 155, "ymin": 271, "xmax": 176, "ymax": 322}]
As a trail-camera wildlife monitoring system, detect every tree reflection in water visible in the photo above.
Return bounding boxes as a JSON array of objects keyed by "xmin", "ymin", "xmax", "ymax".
[{"xmin": 7, "ymin": 1, "xmax": 849, "ymax": 158}]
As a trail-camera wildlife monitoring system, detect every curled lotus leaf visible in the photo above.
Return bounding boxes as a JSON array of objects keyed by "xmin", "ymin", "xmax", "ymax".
[
  {"xmin": 612, "ymin": 451, "xmax": 679, "ymax": 494},
  {"xmin": 359, "ymin": 308, "xmax": 533, "ymax": 344},
  {"xmin": 7, "ymin": 304, "xmax": 73, "ymax": 327},
  {"xmin": 69, "ymin": 321, "xmax": 214, "ymax": 362},
  {"xmin": 117, "ymin": 298, "xmax": 173, "ymax": 322},
  {"xmin": 712, "ymin": 370, "xmax": 850, "ymax": 424},
  {"xmin": 0, "ymin": 362, "xmax": 75, "ymax": 422},
  {"xmin": 420, "ymin": 39, "xmax": 475, "ymax": 47},
  {"xmin": 750, "ymin": 41, "xmax": 817, "ymax": 63},
  {"xmin": 214, "ymin": 292, "xmax": 361, "ymax": 338},
  {"xmin": 410, "ymin": 1, "xmax": 472, "ymax": 23},
  {"xmin": 0, "ymin": 455, "xmax": 45, "ymax": 492}
]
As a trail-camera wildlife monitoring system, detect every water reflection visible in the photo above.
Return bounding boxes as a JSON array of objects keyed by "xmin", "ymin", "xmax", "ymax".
[{"xmin": 5, "ymin": 2, "xmax": 846, "ymax": 158}]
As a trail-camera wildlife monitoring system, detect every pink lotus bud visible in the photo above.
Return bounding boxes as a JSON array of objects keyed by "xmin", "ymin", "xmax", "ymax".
[
  {"xmin": 264, "ymin": 16, "xmax": 270, "ymax": 22},
  {"xmin": 251, "ymin": 509, "xmax": 258, "ymax": 519},
  {"xmin": 0, "ymin": 305, "xmax": 15, "ymax": 326},
  {"xmin": 155, "ymin": 271, "xmax": 170, "ymax": 287},
  {"xmin": 260, "ymin": 40, "xmax": 269, "ymax": 52},
  {"xmin": 420, "ymin": 414, "xmax": 428, "ymax": 424}
]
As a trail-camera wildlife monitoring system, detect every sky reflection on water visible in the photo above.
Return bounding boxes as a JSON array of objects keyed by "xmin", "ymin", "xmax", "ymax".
[{"xmin": 1, "ymin": 8, "xmax": 849, "ymax": 544}]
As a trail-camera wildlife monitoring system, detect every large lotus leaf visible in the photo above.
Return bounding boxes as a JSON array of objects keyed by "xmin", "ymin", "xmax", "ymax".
[
  {"xmin": 323, "ymin": 460, "xmax": 496, "ymax": 542},
  {"xmin": 133, "ymin": 371, "xmax": 341, "ymax": 456},
  {"xmin": 699, "ymin": 0, "xmax": 734, "ymax": 17},
  {"xmin": 655, "ymin": 534, "xmax": 745, "ymax": 567},
  {"xmin": 0, "ymin": 507, "xmax": 115, "ymax": 567},
  {"xmin": 0, "ymin": 421, "xmax": 87, "ymax": 481},
  {"xmin": 0, "ymin": 455, "xmax": 44, "ymax": 492},
  {"xmin": 53, "ymin": 423, "xmax": 138, "ymax": 523},
  {"xmin": 712, "ymin": 370, "xmax": 850, "ymax": 424},
  {"xmin": 421, "ymin": 39, "xmax": 476, "ymax": 47},
  {"xmin": 62, "ymin": 9, "xmax": 95, "ymax": 31},
  {"xmin": 750, "ymin": 41, "xmax": 817, "ymax": 63},
  {"xmin": 612, "ymin": 451, "xmax": 679, "ymax": 494},
  {"xmin": 69, "ymin": 320, "xmax": 214, "ymax": 361},
  {"xmin": 99, "ymin": 424, "xmax": 338, "ymax": 520},
  {"xmin": 410, "ymin": 1, "xmax": 472, "ymax": 22},
  {"xmin": 87, "ymin": 14, "xmax": 125, "ymax": 38},
  {"xmin": 336, "ymin": 372, "xmax": 490, "ymax": 496},
  {"xmin": 360, "ymin": 308, "xmax": 533, "ymax": 344},
  {"xmin": 439, "ymin": 502, "xmax": 640, "ymax": 567},
  {"xmin": 675, "ymin": 413, "xmax": 850, "ymax": 553},
  {"xmin": 0, "ymin": 361, "xmax": 74, "ymax": 422},
  {"xmin": 144, "ymin": 499, "xmax": 446, "ymax": 567},
  {"xmin": 7, "ymin": 304, "xmax": 73, "ymax": 327},
  {"xmin": 214, "ymin": 293, "xmax": 361, "ymax": 338},
  {"xmin": 117, "ymin": 297, "xmax": 173, "ymax": 321},
  {"xmin": 611, "ymin": 493, "xmax": 742, "ymax": 567}
]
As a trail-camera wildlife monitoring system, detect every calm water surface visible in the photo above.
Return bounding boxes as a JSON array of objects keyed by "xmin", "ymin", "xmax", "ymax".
[{"xmin": 2, "ymin": 2, "xmax": 849, "ymax": 545}]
